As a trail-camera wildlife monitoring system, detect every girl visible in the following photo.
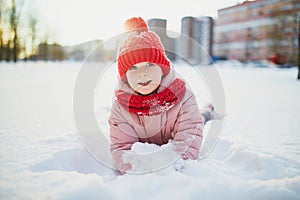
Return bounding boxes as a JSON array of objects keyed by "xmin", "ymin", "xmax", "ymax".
[{"xmin": 109, "ymin": 17, "xmax": 216, "ymax": 174}]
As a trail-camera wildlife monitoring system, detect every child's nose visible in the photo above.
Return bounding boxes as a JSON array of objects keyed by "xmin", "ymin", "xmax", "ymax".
[
  {"xmin": 139, "ymin": 72, "xmax": 147, "ymax": 77},
  {"xmin": 138, "ymin": 67, "xmax": 148, "ymax": 76}
]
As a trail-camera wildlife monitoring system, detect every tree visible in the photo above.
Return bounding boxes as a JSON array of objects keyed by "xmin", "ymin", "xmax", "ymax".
[
  {"xmin": 297, "ymin": 19, "xmax": 300, "ymax": 80},
  {"xmin": 5, "ymin": 40, "xmax": 11, "ymax": 61},
  {"xmin": 9, "ymin": 0, "xmax": 21, "ymax": 62},
  {"xmin": 294, "ymin": 0, "xmax": 300, "ymax": 80},
  {"xmin": 29, "ymin": 14, "xmax": 38, "ymax": 56},
  {"xmin": 0, "ymin": 0, "xmax": 42, "ymax": 62},
  {"xmin": 0, "ymin": 0, "xmax": 4, "ymax": 61}
]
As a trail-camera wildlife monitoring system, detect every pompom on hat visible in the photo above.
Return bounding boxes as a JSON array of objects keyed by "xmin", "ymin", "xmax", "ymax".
[{"xmin": 117, "ymin": 17, "xmax": 171, "ymax": 80}]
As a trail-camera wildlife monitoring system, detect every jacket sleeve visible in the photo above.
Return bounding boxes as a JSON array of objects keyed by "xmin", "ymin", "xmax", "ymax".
[
  {"xmin": 172, "ymin": 90, "xmax": 204, "ymax": 160},
  {"xmin": 109, "ymin": 101, "xmax": 139, "ymax": 174}
]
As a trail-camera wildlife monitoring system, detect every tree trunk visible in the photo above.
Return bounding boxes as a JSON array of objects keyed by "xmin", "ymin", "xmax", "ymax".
[
  {"xmin": 0, "ymin": 37, "xmax": 3, "ymax": 61},
  {"xmin": 10, "ymin": 0, "xmax": 18, "ymax": 62},
  {"xmin": 13, "ymin": 28, "xmax": 17, "ymax": 62},
  {"xmin": 298, "ymin": 18, "xmax": 300, "ymax": 80},
  {"xmin": 6, "ymin": 41, "xmax": 10, "ymax": 62}
]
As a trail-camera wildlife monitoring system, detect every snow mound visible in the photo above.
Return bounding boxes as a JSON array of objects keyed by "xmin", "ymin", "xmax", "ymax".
[{"xmin": 123, "ymin": 142, "xmax": 184, "ymax": 174}]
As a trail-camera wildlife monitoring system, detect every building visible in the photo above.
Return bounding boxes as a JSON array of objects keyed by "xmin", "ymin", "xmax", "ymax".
[
  {"xmin": 189, "ymin": 16, "xmax": 213, "ymax": 65},
  {"xmin": 213, "ymin": 0, "xmax": 300, "ymax": 65},
  {"xmin": 37, "ymin": 43, "xmax": 66, "ymax": 61},
  {"xmin": 46, "ymin": 17, "xmax": 215, "ymax": 64},
  {"xmin": 148, "ymin": 17, "xmax": 214, "ymax": 65},
  {"xmin": 63, "ymin": 40, "xmax": 104, "ymax": 61},
  {"xmin": 147, "ymin": 18, "xmax": 177, "ymax": 61}
]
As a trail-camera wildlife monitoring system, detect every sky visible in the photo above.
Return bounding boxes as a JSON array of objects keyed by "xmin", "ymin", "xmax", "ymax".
[{"xmin": 31, "ymin": 0, "xmax": 244, "ymax": 46}]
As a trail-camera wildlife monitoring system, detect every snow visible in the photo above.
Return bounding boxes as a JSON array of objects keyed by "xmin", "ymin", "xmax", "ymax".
[
  {"xmin": 122, "ymin": 142, "xmax": 185, "ymax": 174},
  {"xmin": 0, "ymin": 61, "xmax": 300, "ymax": 199}
]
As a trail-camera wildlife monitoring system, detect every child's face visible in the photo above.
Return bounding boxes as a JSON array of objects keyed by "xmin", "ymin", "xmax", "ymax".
[{"xmin": 126, "ymin": 62, "xmax": 163, "ymax": 95}]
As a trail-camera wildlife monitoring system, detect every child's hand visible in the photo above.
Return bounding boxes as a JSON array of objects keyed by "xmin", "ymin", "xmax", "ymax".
[
  {"xmin": 170, "ymin": 139, "xmax": 189, "ymax": 156},
  {"xmin": 120, "ymin": 163, "xmax": 132, "ymax": 175}
]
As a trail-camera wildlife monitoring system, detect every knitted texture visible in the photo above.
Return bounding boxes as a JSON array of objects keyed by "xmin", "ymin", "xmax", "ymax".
[
  {"xmin": 117, "ymin": 17, "xmax": 171, "ymax": 79},
  {"xmin": 116, "ymin": 78, "xmax": 186, "ymax": 116}
]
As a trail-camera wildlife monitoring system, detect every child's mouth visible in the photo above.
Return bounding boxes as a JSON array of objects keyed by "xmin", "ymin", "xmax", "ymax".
[{"xmin": 138, "ymin": 80, "xmax": 152, "ymax": 86}]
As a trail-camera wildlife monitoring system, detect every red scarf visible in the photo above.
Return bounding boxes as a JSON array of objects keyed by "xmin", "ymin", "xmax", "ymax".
[{"xmin": 116, "ymin": 78, "xmax": 186, "ymax": 116}]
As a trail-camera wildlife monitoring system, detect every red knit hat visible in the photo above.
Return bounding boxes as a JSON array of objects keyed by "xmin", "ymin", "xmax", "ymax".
[{"xmin": 117, "ymin": 17, "xmax": 171, "ymax": 79}]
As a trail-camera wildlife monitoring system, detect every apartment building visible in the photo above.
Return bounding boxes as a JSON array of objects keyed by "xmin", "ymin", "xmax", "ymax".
[
  {"xmin": 213, "ymin": 0, "xmax": 300, "ymax": 65},
  {"xmin": 148, "ymin": 17, "xmax": 214, "ymax": 65}
]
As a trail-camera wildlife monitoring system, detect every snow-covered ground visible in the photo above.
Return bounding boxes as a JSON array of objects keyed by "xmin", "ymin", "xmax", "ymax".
[{"xmin": 0, "ymin": 61, "xmax": 299, "ymax": 199}]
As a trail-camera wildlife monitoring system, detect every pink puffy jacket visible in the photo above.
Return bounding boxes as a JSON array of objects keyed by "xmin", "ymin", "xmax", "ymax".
[{"xmin": 109, "ymin": 68, "xmax": 204, "ymax": 173}]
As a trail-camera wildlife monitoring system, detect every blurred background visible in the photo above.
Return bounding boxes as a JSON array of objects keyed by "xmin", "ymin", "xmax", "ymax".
[{"xmin": 0, "ymin": 0, "xmax": 299, "ymax": 77}]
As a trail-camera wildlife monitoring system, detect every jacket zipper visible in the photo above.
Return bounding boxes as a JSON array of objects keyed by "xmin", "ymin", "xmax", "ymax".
[{"xmin": 139, "ymin": 116, "xmax": 149, "ymax": 140}]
